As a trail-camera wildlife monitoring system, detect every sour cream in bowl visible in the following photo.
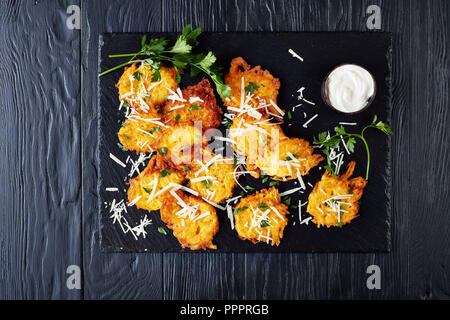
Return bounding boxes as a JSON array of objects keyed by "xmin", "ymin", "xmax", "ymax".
[{"xmin": 323, "ymin": 64, "xmax": 376, "ymax": 114}]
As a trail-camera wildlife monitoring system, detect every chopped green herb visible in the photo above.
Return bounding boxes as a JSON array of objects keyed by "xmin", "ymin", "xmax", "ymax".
[
  {"xmin": 159, "ymin": 169, "xmax": 171, "ymax": 177},
  {"xmin": 201, "ymin": 179, "xmax": 212, "ymax": 189},
  {"xmin": 157, "ymin": 147, "xmax": 168, "ymax": 157},
  {"xmin": 122, "ymin": 136, "xmax": 130, "ymax": 140},
  {"xmin": 188, "ymin": 104, "xmax": 202, "ymax": 111},
  {"xmin": 174, "ymin": 114, "xmax": 180, "ymax": 121},
  {"xmin": 269, "ymin": 180, "xmax": 279, "ymax": 187},
  {"xmin": 117, "ymin": 143, "xmax": 128, "ymax": 151},
  {"xmin": 287, "ymin": 111, "xmax": 292, "ymax": 119},
  {"xmin": 121, "ymin": 122, "xmax": 129, "ymax": 127},
  {"xmin": 245, "ymin": 82, "xmax": 259, "ymax": 94},
  {"xmin": 224, "ymin": 120, "xmax": 232, "ymax": 128},
  {"xmin": 143, "ymin": 187, "xmax": 151, "ymax": 193},
  {"xmin": 258, "ymin": 202, "xmax": 269, "ymax": 211},
  {"xmin": 184, "ymin": 166, "xmax": 190, "ymax": 172},
  {"xmin": 260, "ymin": 220, "xmax": 270, "ymax": 228},
  {"xmin": 158, "ymin": 227, "xmax": 167, "ymax": 235},
  {"xmin": 149, "ymin": 126, "xmax": 161, "ymax": 134},
  {"xmin": 283, "ymin": 197, "xmax": 291, "ymax": 206},
  {"xmin": 261, "ymin": 176, "xmax": 269, "ymax": 183},
  {"xmin": 284, "ymin": 154, "xmax": 298, "ymax": 161},
  {"xmin": 234, "ymin": 206, "xmax": 248, "ymax": 215},
  {"xmin": 348, "ymin": 188, "xmax": 353, "ymax": 194},
  {"xmin": 233, "ymin": 157, "xmax": 237, "ymax": 169},
  {"xmin": 133, "ymin": 71, "xmax": 142, "ymax": 80},
  {"xmin": 337, "ymin": 222, "xmax": 343, "ymax": 227},
  {"xmin": 245, "ymin": 185, "xmax": 255, "ymax": 191}
]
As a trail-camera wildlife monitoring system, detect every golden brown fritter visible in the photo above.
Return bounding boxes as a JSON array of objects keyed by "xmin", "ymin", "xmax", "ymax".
[
  {"xmin": 162, "ymin": 79, "xmax": 222, "ymax": 129},
  {"xmin": 155, "ymin": 123, "xmax": 208, "ymax": 167},
  {"xmin": 116, "ymin": 63, "xmax": 178, "ymax": 114},
  {"xmin": 307, "ymin": 161, "xmax": 367, "ymax": 228},
  {"xmin": 223, "ymin": 57, "xmax": 282, "ymax": 118},
  {"xmin": 257, "ymin": 137, "xmax": 324, "ymax": 181},
  {"xmin": 229, "ymin": 114, "xmax": 287, "ymax": 178},
  {"xmin": 160, "ymin": 191, "xmax": 219, "ymax": 250},
  {"xmin": 185, "ymin": 148, "xmax": 237, "ymax": 204},
  {"xmin": 233, "ymin": 187, "xmax": 289, "ymax": 246},
  {"xmin": 127, "ymin": 154, "xmax": 185, "ymax": 211},
  {"xmin": 229, "ymin": 114, "xmax": 322, "ymax": 181},
  {"xmin": 118, "ymin": 109, "xmax": 165, "ymax": 154}
]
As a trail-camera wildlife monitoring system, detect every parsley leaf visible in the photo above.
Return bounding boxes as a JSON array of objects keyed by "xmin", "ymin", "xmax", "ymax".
[
  {"xmin": 188, "ymin": 104, "xmax": 202, "ymax": 111},
  {"xmin": 159, "ymin": 169, "xmax": 171, "ymax": 178},
  {"xmin": 143, "ymin": 187, "xmax": 151, "ymax": 193},
  {"xmin": 201, "ymin": 179, "xmax": 212, "ymax": 189},
  {"xmin": 133, "ymin": 71, "xmax": 142, "ymax": 81},
  {"xmin": 260, "ymin": 220, "xmax": 270, "ymax": 228},
  {"xmin": 313, "ymin": 115, "xmax": 393, "ymax": 180},
  {"xmin": 158, "ymin": 227, "xmax": 167, "ymax": 235},
  {"xmin": 234, "ymin": 206, "xmax": 248, "ymax": 215},
  {"xmin": 245, "ymin": 82, "xmax": 259, "ymax": 94},
  {"xmin": 258, "ymin": 202, "xmax": 269, "ymax": 211},
  {"xmin": 157, "ymin": 147, "xmax": 168, "ymax": 157}
]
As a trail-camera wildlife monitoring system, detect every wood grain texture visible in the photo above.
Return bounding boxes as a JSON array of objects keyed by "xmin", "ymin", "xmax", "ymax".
[
  {"xmin": 0, "ymin": 0, "xmax": 81, "ymax": 299},
  {"xmin": 1, "ymin": 0, "xmax": 449, "ymax": 300},
  {"xmin": 81, "ymin": 0, "xmax": 163, "ymax": 299}
]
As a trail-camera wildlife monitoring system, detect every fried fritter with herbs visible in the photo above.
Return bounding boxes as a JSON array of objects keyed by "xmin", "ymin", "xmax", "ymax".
[
  {"xmin": 160, "ymin": 190, "xmax": 219, "ymax": 250},
  {"xmin": 233, "ymin": 187, "xmax": 289, "ymax": 246},
  {"xmin": 223, "ymin": 57, "xmax": 282, "ymax": 118},
  {"xmin": 118, "ymin": 109, "xmax": 165, "ymax": 154},
  {"xmin": 116, "ymin": 63, "xmax": 178, "ymax": 114},
  {"xmin": 127, "ymin": 154, "xmax": 185, "ymax": 211},
  {"xmin": 162, "ymin": 79, "xmax": 222, "ymax": 129},
  {"xmin": 307, "ymin": 161, "xmax": 367, "ymax": 228},
  {"xmin": 184, "ymin": 148, "xmax": 237, "ymax": 204}
]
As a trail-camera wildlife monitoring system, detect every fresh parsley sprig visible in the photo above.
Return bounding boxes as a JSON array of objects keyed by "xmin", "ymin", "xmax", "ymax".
[
  {"xmin": 313, "ymin": 115, "xmax": 392, "ymax": 180},
  {"xmin": 98, "ymin": 25, "xmax": 231, "ymax": 98}
]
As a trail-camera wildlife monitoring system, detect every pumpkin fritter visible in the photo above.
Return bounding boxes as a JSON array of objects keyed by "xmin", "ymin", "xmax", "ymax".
[
  {"xmin": 233, "ymin": 187, "xmax": 289, "ymax": 246},
  {"xmin": 160, "ymin": 191, "xmax": 219, "ymax": 250},
  {"xmin": 118, "ymin": 109, "xmax": 165, "ymax": 154},
  {"xmin": 223, "ymin": 57, "xmax": 282, "ymax": 117},
  {"xmin": 229, "ymin": 114, "xmax": 286, "ymax": 178},
  {"xmin": 155, "ymin": 123, "xmax": 207, "ymax": 166},
  {"xmin": 127, "ymin": 154, "xmax": 185, "ymax": 211},
  {"xmin": 185, "ymin": 148, "xmax": 237, "ymax": 204},
  {"xmin": 162, "ymin": 79, "xmax": 222, "ymax": 129},
  {"xmin": 229, "ymin": 114, "xmax": 322, "ymax": 181},
  {"xmin": 116, "ymin": 63, "xmax": 178, "ymax": 114},
  {"xmin": 307, "ymin": 161, "xmax": 367, "ymax": 228},
  {"xmin": 257, "ymin": 137, "xmax": 324, "ymax": 181}
]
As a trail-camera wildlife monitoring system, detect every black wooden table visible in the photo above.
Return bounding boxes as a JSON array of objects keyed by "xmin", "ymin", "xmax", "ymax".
[{"xmin": 1, "ymin": 0, "xmax": 449, "ymax": 300}]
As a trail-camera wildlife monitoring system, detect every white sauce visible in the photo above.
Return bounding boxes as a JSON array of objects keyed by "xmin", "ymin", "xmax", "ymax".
[{"xmin": 325, "ymin": 64, "xmax": 375, "ymax": 113}]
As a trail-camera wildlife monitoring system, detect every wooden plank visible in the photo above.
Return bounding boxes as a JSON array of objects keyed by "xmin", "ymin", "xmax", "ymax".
[
  {"xmin": 81, "ymin": 0, "xmax": 163, "ymax": 299},
  {"xmin": 161, "ymin": 0, "xmax": 247, "ymax": 300},
  {"xmin": 326, "ymin": 0, "xmax": 450, "ymax": 299},
  {"xmin": 0, "ymin": 0, "xmax": 81, "ymax": 299},
  {"xmin": 243, "ymin": 0, "xmax": 329, "ymax": 300},
  {"xmin": 405, "ymin": 0, "xmax": 450, "ymax": 299}
]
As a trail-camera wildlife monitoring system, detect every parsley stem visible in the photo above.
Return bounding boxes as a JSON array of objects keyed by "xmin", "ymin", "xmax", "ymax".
[
  {"xmin": 98, "ymin": 59, "xmax": 141, "ymax": 77},
  {"xmin": 108, "ymin": 53, "xmax": 143, "ymax": 58}
]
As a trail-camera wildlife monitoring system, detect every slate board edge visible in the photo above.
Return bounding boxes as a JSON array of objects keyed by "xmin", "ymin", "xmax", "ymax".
[{"xmin": 97, "ymin": 32, "xmax": 394, "ymax": 253}]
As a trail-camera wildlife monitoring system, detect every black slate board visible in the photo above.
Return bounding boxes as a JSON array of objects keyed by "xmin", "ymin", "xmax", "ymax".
[{"xmin": 98, "ymin": 32, "xmax": 392, "ymax": 253}]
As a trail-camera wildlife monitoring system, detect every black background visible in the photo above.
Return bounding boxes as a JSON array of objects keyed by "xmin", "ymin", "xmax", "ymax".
[
  {"xmin": 1, "ymin": 0, "xmax": 449, "ymax": 299},
  {"xmin": 99, "ymin": 32, "xmax": 392, "ymax": 252}
]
